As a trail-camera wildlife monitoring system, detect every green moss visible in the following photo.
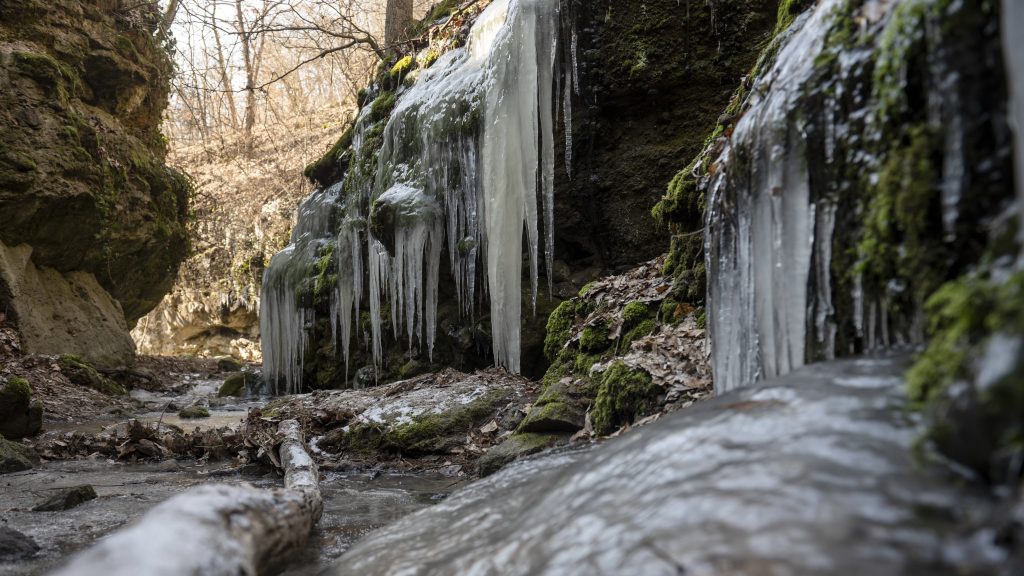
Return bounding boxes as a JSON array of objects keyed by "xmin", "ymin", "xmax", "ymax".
[
  {"xmin": 384, "ymin": 388, "xmax": 509, "ymax": 453},
  {"xmin": 370, "ymin": 91, "xmax": 397, "ymax": 122},
  {"xmin": 178, "ymin": 406, "xmax": 210, "ymax": 419},
  {"xmin": 0, "ymin": 377, "xmax": 32, "ymax": 406},
  {"xmin": 621, "ymin": 318, "xmax": 657, "ymax": 350},
  {"xmin": 578, "ymin": 282, "xmax": 596, "ymax": 296},
  {"xmin": 544, "ymin": 300, "xmax": 576, "ymax": 361},
  {"xmin": 579, "ymin": 322, "xmax": 611, "ymax": 353},
  {"xmin": 774, "ymin": 0, "xmax": 813, "ymax": 37},
  {"xmin": 313, "ymin": 243, "xmax": 337, "ymax": 302},
  {"xmin": 659, "ymin": 298, "xmax": 683, "ymax": 324},
  {"xmin": 390, "ymin": 55, "xmax": 414, "ymax": 77},
  {"xmin": 592, "ymin": 362, "xmax": 658, "ymax": 436},
  {"xmin": 58, "ymin": 355, "xmax": 127, "ymax": 396},
  {"xmin": 477, "ymin": 432, "xmax": 558, "ymax": 476},
  {"xmin": 621, "ymin": 301, "xmax": 651, "ymax": 327},
  {"xmin": 304, "ymin": 125, "xmax": 354, "ymax": 186},
  {"xmin": 857, "ymin": 123, "xmax": 944, "ymax": 311},
  {"xmin": 218, "ymin": 372, "xmax": 250, "ymax": 398},
  {"xmin": 420, "ymin": 50, "xmax": 440, "ymax": 68}
]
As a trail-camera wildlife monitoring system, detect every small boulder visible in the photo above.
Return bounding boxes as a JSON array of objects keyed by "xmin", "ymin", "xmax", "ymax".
[
  {"xmin": 58, "ymin": 355, "xmax": 127, "ymax": 396},
  {"xmin": 0, "ymin": 377, "xmax": 43, "ymax": 439},
  {"xmin": 0, "ymin": 527, "xmax": 39, "ymax": 561},
  {"xmin": 178, "ymin": 406, "xmax": 210, "ymax": 419},
  {"xmin": 217, "ymin": 372, "xmax": 256, "ymax": 398},
  {"xmin": 32, "ymin": 485, "xmax": 97, "ymax": 511},
  {"xmin": 0, "ymin": 433, "xmax": 40, "ymax": 474},
  {"xmin": 216, "ymin": 357, "xmax": 243, "ymax": 373},
  {"xmin": 477, "ymin": 433, "xmax": 560, "ymax": 477},
  {"xmin": 517, "ymin": 381, "xmax": 585, "ymax": 433}
]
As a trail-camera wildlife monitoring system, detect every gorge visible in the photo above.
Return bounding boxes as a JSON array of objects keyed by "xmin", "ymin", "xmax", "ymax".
[{"xmin": 0, "ymin": 0, "xmax": 1022, "ymax": 574}]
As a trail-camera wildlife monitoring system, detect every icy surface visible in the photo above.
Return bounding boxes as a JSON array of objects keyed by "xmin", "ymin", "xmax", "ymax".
[
  {"xmin": 706, "ymin": 2, "xmax": 835, "ymax": 393},
  {"xmin": 327, "ymin": 356, "xmax": 1000, "ymax": 576},
  {"xmin": 261, "ymin": 0, "xmax": 562, "ymax": 390},
  {"xmin": 1004, "ymin": 0, "xmax": 1024, "ymax": 250}
]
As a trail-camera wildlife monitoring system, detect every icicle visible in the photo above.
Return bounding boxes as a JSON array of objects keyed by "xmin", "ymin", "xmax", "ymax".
[
  {"xmin": 706, "ymin": 1, "xmax": 835, "ymax": 393},
  {"xmin": 1003, "ymin": 0, "xmax": 1024, "ymax": 252}
]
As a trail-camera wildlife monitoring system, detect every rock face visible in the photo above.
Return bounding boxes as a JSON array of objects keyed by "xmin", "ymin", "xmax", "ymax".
[
  {"xmin": 0, "ymin": 0, "xmax": 190, "ymax": 366},
  {"xmin": 329, "ymin": 356, "xmax": 1010, "ymax": 576},
  {"xmin": 262, "ymin": 0, "xmax": 777, "ymax": 392}
]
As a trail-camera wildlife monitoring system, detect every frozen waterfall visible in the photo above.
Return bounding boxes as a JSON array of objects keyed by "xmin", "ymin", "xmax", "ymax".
[
  {"xmin": 706, "ymin": 1, "xmax": 837, "ymax": 394},
  {"xmin": 261, "ymin": 0, "xmax": 562, "ymax": 392}
]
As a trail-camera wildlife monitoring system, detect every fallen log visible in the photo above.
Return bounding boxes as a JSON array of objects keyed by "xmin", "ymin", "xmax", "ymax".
[{"xmin": 51, "ymin": 419, "xmax": 322, "ymax": 576}]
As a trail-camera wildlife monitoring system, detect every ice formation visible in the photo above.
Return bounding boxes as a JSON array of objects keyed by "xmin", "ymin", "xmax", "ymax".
[
  {"xmin": 705, "ymin": 1, "xmax": 837, "ymax": 394},
  {"xmin": 1004, "ymin": 0, "xmax": 1024, "ymax": 247},
  {"xmin": 262, "ymin": 0, "xmax": 563, "ymax": 393}
]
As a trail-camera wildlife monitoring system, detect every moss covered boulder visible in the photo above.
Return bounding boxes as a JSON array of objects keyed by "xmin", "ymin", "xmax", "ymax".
[
  {"xmin": 58, "ymin": 355, "xmax": 127, "ymax": 396},
  {"xmin": 0, "ymin": 0, "xmax": 190, "ymax": 366},
  {"xmin": 218, "ymin": 371, "xmax": 257, "ymax": 398},
  {"xmin": 0, "ymin": 433, "xmax": 40, "ymax": 474},
  {"xmin": 0, "ymin": 377, "xmax": 43, "ymax": 439},
  {"xmin": 477, "ymin": 433, "xmax": 561, "ymax": 477}
]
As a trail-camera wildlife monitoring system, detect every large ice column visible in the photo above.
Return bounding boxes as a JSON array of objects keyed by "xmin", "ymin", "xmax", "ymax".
[
  {"xmin": 706, "ymin": 1, "xmax": 838, "ymax": 393},
  {"xmin": 482, "ymin": 0, "xmax": 558, "ymax": 373}
]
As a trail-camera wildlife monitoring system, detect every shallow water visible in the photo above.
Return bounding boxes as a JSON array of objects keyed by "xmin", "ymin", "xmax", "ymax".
[{"xmin": 0, "ymin": 459, "xmax": 460, "ymax": 575}]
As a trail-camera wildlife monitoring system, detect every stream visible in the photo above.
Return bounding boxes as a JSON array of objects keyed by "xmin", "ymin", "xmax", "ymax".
[{"xmin": 0, "ymin": 371, "xmax": 464, "ymax": 575}]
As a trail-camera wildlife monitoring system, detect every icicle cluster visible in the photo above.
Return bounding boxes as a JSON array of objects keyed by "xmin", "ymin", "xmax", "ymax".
[
  {"xmin": 261, "ymin": 0, "xmax": 566, "ymax": 393},
  {"xmin": 706, "ymin": 1, "xmax": 838, "ymax": 394}
]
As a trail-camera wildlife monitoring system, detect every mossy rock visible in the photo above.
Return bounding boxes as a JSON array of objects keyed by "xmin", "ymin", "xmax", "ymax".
[
  {"xmin": 592, "ymin": 362, "xmax": 659, "ymax": 436},
  {"xmin": 57, "ymin": 355, "xmax": 127, "ymax": 396},
  {"xmin": 216, "ymin": 357, "xmax": 243, "ymax": 373},
  {"xmin": 217, "ymin": 372, "xmax": 255, "ymax": 398},
  {"xmin": 518, "ymin": 381, "xmax": 585, "ymax": 433},
  {"xmin": 0, "ymin": 434, "xmax": 39, "ymax": 475},
  {"xmin": 0, "ymin": 377, "xmax": 43, "ymax": 439},
  {"xmin": 477, "ymin": 433, "xmax": 560, "ymax": 477},
  {"xmin": 178, "ymin": 406, "xmax": 210, "ymax": 419}
]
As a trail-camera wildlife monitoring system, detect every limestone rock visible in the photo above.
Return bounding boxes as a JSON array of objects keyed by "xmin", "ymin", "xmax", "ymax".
[
  {"xmin": 0, "ymin": 242, "xmax": 135, "ymax": 367},
  {"xmin": 0, "ymin": 0, "xmax": 189, "ymax": 361}
]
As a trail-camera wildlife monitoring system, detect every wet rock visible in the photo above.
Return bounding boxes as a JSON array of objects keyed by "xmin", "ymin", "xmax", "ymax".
[
  {"xmin": 516, "ymin": 381, "xmax": 585, "ymax": 433},
  {"xmin": 0, "ymin": 527, "xmax": 39, "ymax": 561},
  {"xmin": 330, "ymin": 357, "xmax": 1006, "ymax": 576},
  {"xmin": 477, "ymin": 433, "xmax": 560, "ymax": 477},
  {"xmin": 32, "ymin": 485, "xmax": 97, "ymax": 511},
  {"xmin": 0, "ymin": 376, "xmax": 42, "ymax": 439},
  {"xmin": 218, "ymin": 371, "xmax": 257, "ymax": 397},
  {"xmin": 178, "ymin": 406, "xmax": 210, "ymax": 419},
  {"xmin": 0, "ymin": 433, "xmax": 39, "ymax": 474},
  {"xmin": 57, "ymin": 355, "xmax": 127, "ymax": 396}
]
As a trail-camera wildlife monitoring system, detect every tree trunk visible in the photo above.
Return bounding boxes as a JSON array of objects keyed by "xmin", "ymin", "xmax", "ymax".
[
  {"xmin": 51, "ymin": 420, "xmax": 322, "ymax": 576},
  {"xmin": 384, "ymin": 0, "xmax": 413, "ymax": 48}
]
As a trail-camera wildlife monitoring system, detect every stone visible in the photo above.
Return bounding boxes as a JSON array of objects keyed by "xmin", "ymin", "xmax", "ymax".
[
  {"xmin": 0, "ymin": 377, "xmax": 43, "ymax": 439},
  {"xmin": 0, "ymin": 527, "xmax": 39, "ymax": 561},
  {"xmin": 0, "ymin": 0, "xmax": 189, "ymax": 364},
  {"xmin": 217, "ymin": 372, "xmax": 253, "ymax": 398},
  {"xmin": 477, "ymin": 433, "xmax": 560, "ymax": 477},
  {"xmin": 57, "ymin": 355, "xmax": 127, "ymax": 396},
  {"xmin": 0, "ymin": 433, "xmax": 39, "ymax": 474},
  {"xmin": 216, "ymin": 357, "xmax": 244, "ymax": 373},
  {"xmin": 178, "ymin": 406, "xmax": 210, "ymax": 419},
  {"xmin": 32, "ymin": 485, "xmax": 97, "ymax": 511}
]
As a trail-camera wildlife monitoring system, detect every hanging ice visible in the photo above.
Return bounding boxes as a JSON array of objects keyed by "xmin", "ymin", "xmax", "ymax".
[
  {"xmin": 1004, "ymin": 0, "xmax": 1024, "ymax": 252},
  {"xmin": 705, "ymin": 1, "xmax": 837, "ymax": 394},
  {"xmin": 261, "ymin": 0, "xmax": 561, "ymax": 391}
]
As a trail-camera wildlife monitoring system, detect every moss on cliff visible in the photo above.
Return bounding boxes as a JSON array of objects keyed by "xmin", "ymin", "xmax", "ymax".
[{"xmin": 0, "ymin": 0, "xmax": 190, "ymax": 324}]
